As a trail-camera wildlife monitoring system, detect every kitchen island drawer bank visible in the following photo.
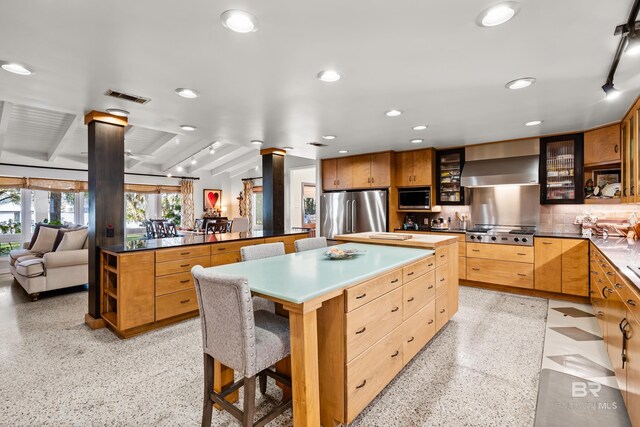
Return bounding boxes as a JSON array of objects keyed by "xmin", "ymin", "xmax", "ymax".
[{"xmin": 98, "ymin": 230, "xmax": 308, "ymax": 338}]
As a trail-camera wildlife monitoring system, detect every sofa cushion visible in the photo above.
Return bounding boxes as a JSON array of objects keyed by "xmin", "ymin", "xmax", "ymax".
[
  {"xmin": 9, "ymin": 249, "xmax": 33, "ymax": 267},
  {"xmin": 56, "ymin": 228, "xmax": 88, "ymax": 251},
  {"xmin": 30, "ymin": 226, "xmax": 59, "ymax": 253},
  {"xmin": 28, "ymin": 223, "xmax": 64, "ymax": 249},
  {"xmin": 53, "ymin": 226, "xmax": 88, "ymax": 251},
  {"xmin": 15, "ymin": 258, "xmax": 45, "ymax": 278}
]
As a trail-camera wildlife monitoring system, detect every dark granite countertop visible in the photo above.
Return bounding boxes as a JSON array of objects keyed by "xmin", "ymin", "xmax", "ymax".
[
  {"xmin": 533, "ymin": 232, "xmax": 587, "ymax": 239},
  {"xmin": 101, "ymin": 229, "xmax": 309, "ymax": 253}
]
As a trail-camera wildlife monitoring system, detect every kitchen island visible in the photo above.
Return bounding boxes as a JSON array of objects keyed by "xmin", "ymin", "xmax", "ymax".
[
  {"xmin": 206, "ymin": 241, "xmax": 455, "ymax": 427},
  {"xmin": 96, "ymin": 230, "xmax": 309, "ymax": 338}
]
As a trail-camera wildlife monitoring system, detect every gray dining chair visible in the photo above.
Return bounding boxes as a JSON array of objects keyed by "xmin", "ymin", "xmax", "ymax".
[
  {"xmin": 230, "ymin": 217, "xmax": 249, "ymax": 233},
  {"xmin": 192, "ymin": 266, "xmax": 292, "ymax": 427},
  {"xmin": 294, "ymin": 236, "xmax": 327, "ymax": 253},
  {"xmin": 240, "ymin": 242, "xmax": 285, "ymax": 313}
]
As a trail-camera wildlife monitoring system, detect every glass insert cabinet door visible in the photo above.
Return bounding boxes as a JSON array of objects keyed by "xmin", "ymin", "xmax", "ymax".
[
  {"xmin": 436, "ymin": 148, "xmax": 465, "ymax": 205},
  {"xmin": 539, "ymin": 133, "xmax": 584, "ymax": 204}
]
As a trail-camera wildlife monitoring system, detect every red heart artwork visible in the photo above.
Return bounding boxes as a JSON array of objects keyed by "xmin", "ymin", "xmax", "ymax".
[{"xmin": 207, "ymin": 191, "xmax": 219, "ymax": 208}]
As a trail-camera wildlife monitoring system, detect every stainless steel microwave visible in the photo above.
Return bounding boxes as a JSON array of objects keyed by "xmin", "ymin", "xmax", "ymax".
[{"xmin": 398, "ymin": 187, "xmax": 431, "ymax": 210}]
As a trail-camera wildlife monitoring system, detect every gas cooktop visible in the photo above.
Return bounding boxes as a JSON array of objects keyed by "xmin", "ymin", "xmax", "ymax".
[{"xmin": 465, "ymin": 226, "xmax": 536, "ymax": 246}]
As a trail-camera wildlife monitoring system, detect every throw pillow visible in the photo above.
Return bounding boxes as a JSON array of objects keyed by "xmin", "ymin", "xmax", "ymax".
[
  {"xmin": 28, "ymin": 223, "xmax": 64, "ymax": 249},
  {"xmin": 30, "ymin": 226, "xmax": 60, "ymax": 253},
  {"xmin": 52, "ymin": 226, "xmax": 88, "ymax": 251},
  {"xmin": 56, "ymin": 228, "xmax": 88, "ymax": 251}
]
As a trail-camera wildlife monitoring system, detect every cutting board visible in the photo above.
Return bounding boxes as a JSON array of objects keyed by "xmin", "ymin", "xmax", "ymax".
[{"xmin": 369, "ymin": 233, "xmax": 413, "ymax": 241}]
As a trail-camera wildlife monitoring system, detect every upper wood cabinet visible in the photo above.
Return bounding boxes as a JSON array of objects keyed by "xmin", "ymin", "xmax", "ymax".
[
  {"xmin": 584, "ymin": 124, "xmax": 621, "ymax": 166},
  {"xmin": 322, "ymin": 152, "xmax": 392, "ymax": 191},
  {"xmin": 539, "ymin": 134, "xmax": 584, "ymax": 204},
  {"xmin": 395, "ymin": 149, "xmax": 434, "ymax": 187}
]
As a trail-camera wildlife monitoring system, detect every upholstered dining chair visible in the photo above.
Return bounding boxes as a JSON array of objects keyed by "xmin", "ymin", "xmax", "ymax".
[
  {"xmin": 294, "ymin": 236, "xmax": 327, "ymax": 252},
  {"xmin": 230, "ymin": 217, "xmax": 249, "ymax": 233},
  {"xmin": 191, "ymin": 266, "xmax": 292, "ymax": 427},
  {"xmin": 240, "ymin": 243, "xmax": 285, "ymax": 313}
]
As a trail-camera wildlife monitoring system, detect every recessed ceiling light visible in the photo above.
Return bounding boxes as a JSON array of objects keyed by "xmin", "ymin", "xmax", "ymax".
[
  {"xmin": 282, "ymin": 146, "xmax": 294, "ymax": 150},
  {"xmin": 176, "ymin": 165, "xmax": 184, "ymax": 172},
  {"xmin": 317, "ymin": 70, "xmax": 341, "ymax": 82},
  {"xmin": 209, "ymin": 146, "xmax": 215, "ymax": 154},
  {"xmin": 106, "ymin": 108, "xmax": 130, "ymax": 117},
  {"xmin": 412, "ymin": 125, "xmax": 428, "ymax": 130},
  {"xmin": 190, "ymin": 157, "xmax": 197, "ymax": 165},
  {"xmin": 525, "ymin": 120, "xmax": 543, "ymax": 126},
  {"xmin": 175, "ymin": 88, "xmax": 200, "ymax": 98},
  {"xmin": 175, "ymin": 138, "xmax": 181, "ymax": 145},
  {"xmin": 0, "ymin": 61, "xmax": 34, "ymax": 75},
  {"xmin": 180, "ymin": 125, "xmax": 197, "ymax": 131},
  {"xmin": 410, "ymin": 139, "xmax": 424, "ymax": 144},
  {"xmin": 602, "ymin": 82, "xmax": 621, "ymax": 100},
  {"xmin": 220, "ymin": 10, "xmax": 259, "ymax": 33},
  {"xmin": 338, "ymin": 150, "xmax": 349, "ymax": 154},
  {"xmin": 322, "ymin": 135, "xmax": 336, "ymax": 140},
  {"xmin": 385, "ymin": 109, "xmax": 403, "ymax": 117},
  {"xmin": 251, "ymin": 140, "xmax": 264, "ymax": 146},
  {"xmin": 505, "ymin": 77, "xmax": 536, "ymax": 90},
  {"xmin": 476, "ymin": 2, "xmax": 521, "ymax": 27}
]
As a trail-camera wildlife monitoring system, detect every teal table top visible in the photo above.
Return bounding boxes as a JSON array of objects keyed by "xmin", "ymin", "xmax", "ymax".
[{"xmin": 205, "ymin": 243, "xmax": 434, "ymax": 304}]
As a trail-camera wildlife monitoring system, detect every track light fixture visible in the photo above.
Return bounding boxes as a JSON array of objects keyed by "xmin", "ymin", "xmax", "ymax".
[
  {"xmin": 602, "ymin": 1, "xmax": 640, "ymax": 100},
  {"xmin": 602, "ymin": 81, "xmax": 621, "ymax": 100}
]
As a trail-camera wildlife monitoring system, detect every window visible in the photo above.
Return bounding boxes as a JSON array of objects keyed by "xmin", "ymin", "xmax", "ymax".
[
  {"xmin": 0, "ymin": 188, "xmax": 22, "ymax": 255},
  {"xmin": 302, "ymin": 183, "xmax": 316, "ymax": 226},
  {"xmin": 161, "ymin": 193, "xmax": 182, "ymax": 226},
  {"xmin": 30, "ymin": 190, "xmax": 76, "ymax": 227},
  {"xmin": 252, "ymin": 187, "xmax": 263, "ymax": 230},
  {"xmin": 125, "ymin": 193, "xmax": 148, "ymax": 227}
]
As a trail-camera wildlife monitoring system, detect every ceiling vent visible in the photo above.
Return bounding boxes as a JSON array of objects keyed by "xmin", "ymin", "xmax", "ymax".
[
  {"xmin": 306, "ymin": 142, "xmax": 328, "ymax": 147},
  {"xmin": 104, "ymin": 89, "xmax": 151, "ymax": 104}
]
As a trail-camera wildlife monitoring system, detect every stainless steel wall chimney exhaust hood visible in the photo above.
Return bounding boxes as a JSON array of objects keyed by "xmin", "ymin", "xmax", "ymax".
[
  {"xmin": 460, "ymin": 155, "xmax": 539, "ymax": 187},
  {"xmin": 461, "ymin": 138, "xmax": 539, "ymax": 187}
]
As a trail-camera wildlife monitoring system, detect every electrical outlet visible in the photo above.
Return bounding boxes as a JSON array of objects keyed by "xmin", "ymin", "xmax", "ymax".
[{"xmin": 423, "ymin": 218, "xmax": 429, "ymax": 225}]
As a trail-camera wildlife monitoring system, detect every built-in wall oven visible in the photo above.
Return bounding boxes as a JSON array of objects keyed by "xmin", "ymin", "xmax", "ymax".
[{"xmin": 398, "ymin": 187, "xmax": 431, "ymax": 210}]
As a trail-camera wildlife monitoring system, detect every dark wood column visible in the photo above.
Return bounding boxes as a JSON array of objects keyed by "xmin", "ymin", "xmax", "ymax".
[
  {"xmin": 84, "ymin": 111, "xmax": 127, "ymax": 328},
  {"xmin": 261, "ymin": 148, "xmax": 286, "ymax": 232}
]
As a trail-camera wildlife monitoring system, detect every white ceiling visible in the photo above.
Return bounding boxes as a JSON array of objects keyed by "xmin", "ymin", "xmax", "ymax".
[{"xmin": 0, "ymin": 0, "xmax": 638, "ymax": 174}]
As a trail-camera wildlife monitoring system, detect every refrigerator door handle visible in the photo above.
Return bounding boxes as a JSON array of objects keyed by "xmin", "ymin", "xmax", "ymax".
[
  {"xmin": 352, "ymin": 200, "xmax": 357, "ymax": 232},
  {"xmin": 346, "ymin": 200, "xmax": 351, "ymax": 233}
]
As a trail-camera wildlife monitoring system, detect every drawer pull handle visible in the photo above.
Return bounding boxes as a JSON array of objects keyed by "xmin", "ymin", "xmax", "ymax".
[
  {"xmin": 598, "ymin": 279, "xmax": 603, "ymax": 283},
  {"xmin": 407, "ymin": 297, "xmax": 415, "ymax": 302},
  {"xmin": 472, "ymin": 249, "xmax": 480, "ymax": 252},
  {"xmin": 607, "ymin": 272, "xmax": 615, "ymax": 276},
  {"xmin": 391, "ymin": 350, "xmax": 399, "ymax": 358},
  {"xmin": 472, "ymin": 268, "xmax": 480, "ymax": 271},
  {"xmin": 391, "ymin": 279, "xmax": 399, "ymax": 283},
  {"xmin": 355, "ymin": 327, "xmax": 366, "ymax": 334},
  {"xmin": 428, "ymin": 285, "xmax": 434, "ymax": 289},
  {"xmin": 440, "ymin": 278, "xmax": 445, "ymax": 282},
  {"xmin": 440, "ymin": 309, "xmax": 446, "ymax": 314},
  {"xmin": 428, "ymin": 263, "xmax": 434, "ymax": 267},
  {"xmin": 356, "ymin": 293, "xmax": 367, "ymax": 299},
  {"xmin": 615, "ymin": 283, "xmax": 622, "ymax": 289},
  {"xmin": 543, "ymin": 242, "xmax": 553, "ymax": 245},
  {"xmin": 407, "ymin": 272, "xmax": 415, "ymax": 276},
  {"xmin": 407, "ymin": 336, "xmax": 415, "ymax": 343},
  {"xmin": 517, "ymin": 273, "xmax": 526, "ymax": 277},
  {"xmin": 217, "ymin": 247, "xmax": 226, "ymax": 251},
  {"xmin": 180, "ymin": 264, "xmax": 190, "ymax": 268},
  {"xmin": 180, "ymin": 299, "xmax": 190, "ymax": 304},
  {"xmin": 597, "ymin": 311, "xmax": 604, "ymax": 317},
  {"xmin": 629, "ymin": 300, "xmax": 637, "ymax": 306},
  {"xmin": 391, "ymin": 306, "xmax": 399, "ymax": 312},
  {"xmin": 356, "ymin": 380, "xmax": 367, "ymax": 389},
  {"xmin": 591, "ymin": 271, "xmax": 599, "ymax": 275},
  {"xmin": 428, "ymin": 320, "xmax": 434, "ymax": 325},
  {"xmin": 517, "ymin": 253, "xmax": 526, "ymax": 256},
  {"xmin": 180, "ymin": 280, "xmax": 190, "ymax": 284},
  {"xmin": 440, "ymin": 255, "xmax": 445, "ymax": 258},
  {"xmin": 180, "ymin": 252, "xmax": 190, "ymax": 255}
]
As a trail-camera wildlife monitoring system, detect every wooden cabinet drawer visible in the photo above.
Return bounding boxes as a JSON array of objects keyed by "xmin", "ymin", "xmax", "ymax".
[
  {"xmin": 346, "ymin": 287, "xmax": 403, "ymax": 363},
  {"xmin": 211, "ymin": 239, "xmax": 264, "ymax": 254},
  {"xmin": 211, "ymin": 252, "xmax": 240, "ymax": 266},
  {"xmin": 467, "ymin": 258, "xmax": 533, "ymax": 289},
  {"xmin": 459, "ymin": 256, "xmax": 466, "ymax": 280},
  {"xmin": 615, "ymin": 276, "xmax": 640, "ymax": 323},
  {"xmin": 264, "ymin": 235, "xmax": 298, "ymax": 246},
  {"xmin": 402, "ymin": 257, "xmax": 435, "ymax": 282},
  {"xmin": 156, "ymin": 288, "xmax": 198, "ymax": 321},
  {"xmin": 467, "ymin": 243, "xmax": 534, "ymax": 263},
  {"xmin": 346, "ymin": 268, "xmax": 403, "ymax": 312},
  {"xmin": 436, "ymin": 265, "xmax": 448, "ymax": 296},
  {"xmin": 598, "ymin": 259, "xmax": 616, "ymax": 285},
  {"xmin": 402, "ymin": 270, "xmax": 435, "ymax": 321},
  {"xmin": 156, "ymin": 272, "xmax": 194, "ymax": 296},
  {"xmin": 346, "ymin": 326, "xmax": 403, "ymax": 423},
  {"xmin": 435, "ymin": 292, "xmax": 449, "ymax": 332},
  {"xmin": 402, "ymin": 300, "xmax": 436, "ymax": 365},
  {"xmin": 435, "ymin": 247, "xmax": 448, "ymax": 267},
  {"xmin": 156, "ymin": 255, "xmax": 210, "ymax": 276},
  {"xmin": 155, "ymin": 245, "xmax": 210, "ymax": 263}
]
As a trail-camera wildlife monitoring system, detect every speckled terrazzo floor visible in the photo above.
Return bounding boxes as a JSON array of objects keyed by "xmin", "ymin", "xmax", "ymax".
[{"xmin": 0, "ymin": 274, "xmax": 548, "ymax": 427}]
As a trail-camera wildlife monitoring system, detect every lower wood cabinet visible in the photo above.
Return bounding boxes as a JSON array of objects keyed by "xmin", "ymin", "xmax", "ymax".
[
  {"xmin": 467, "ymin": 258, "xmax": 534, "ymax": 289},
  {"xmin": 534, "ymin": 238, "xmax": 588, "ymax": 296}
]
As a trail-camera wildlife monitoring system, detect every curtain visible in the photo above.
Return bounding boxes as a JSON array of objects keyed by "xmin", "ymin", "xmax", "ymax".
[
  {"xmin": 180, "ymin": 179, "xmax": 195, "ymax": 229},
  {"xmin": 124, "ymin": 183, "xmax": 180, "ymax": 194},
  {"xmin": 0, "ymin": 176, "xmax": 180, "ymax": 194},
  {"xmin": 242, "ymin": 180, "xmax": 254, "ymax": 232}
]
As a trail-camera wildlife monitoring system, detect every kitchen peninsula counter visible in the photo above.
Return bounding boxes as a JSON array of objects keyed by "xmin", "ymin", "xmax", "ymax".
[{"xmin": 97, "ymin": 230, "xmax": 309, "ymax": 338}]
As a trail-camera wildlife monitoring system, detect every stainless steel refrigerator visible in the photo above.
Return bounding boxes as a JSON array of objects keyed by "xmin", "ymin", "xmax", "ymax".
[{"xmin": 321, "ymin": 190, "xmax": 388, "ymax": 239}]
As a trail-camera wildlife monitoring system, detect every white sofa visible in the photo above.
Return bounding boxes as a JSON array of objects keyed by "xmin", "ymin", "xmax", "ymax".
[{"xmin": 9, "ymin": 241, "xmax": 88, "ymax": 301}]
